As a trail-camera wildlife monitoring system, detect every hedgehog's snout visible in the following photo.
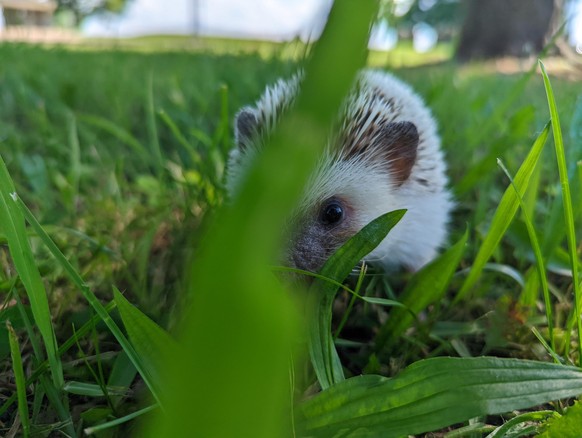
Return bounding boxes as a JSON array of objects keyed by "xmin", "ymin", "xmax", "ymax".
[
  {"xmin": 288, "ymin": 231, "xmax": 327, "ymax": 273},
  {"xmin": 285, "ymin": 196, "xmax": 357, "ymax": 274}
]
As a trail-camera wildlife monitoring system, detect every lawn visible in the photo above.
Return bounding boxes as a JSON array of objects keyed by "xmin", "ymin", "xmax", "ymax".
[{"xmin": 1, "ymin": 22, "xmax": 582, "ymax": 437}]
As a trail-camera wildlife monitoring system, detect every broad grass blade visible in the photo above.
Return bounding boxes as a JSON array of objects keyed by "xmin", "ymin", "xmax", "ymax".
[
  {"xmin": 145, "ymin": 2, "xmax": 379, "ymax": 437},
  {"xmin": 309, "ymin": 210, "xmax": 405, "ymax": 390},
  {"xmin": 456, "ymin": 122, "xmax": 551, "ymax": 302},
  {"xmin": 297, "ymin": 357, "xmax": 582, "ymax": 437}
]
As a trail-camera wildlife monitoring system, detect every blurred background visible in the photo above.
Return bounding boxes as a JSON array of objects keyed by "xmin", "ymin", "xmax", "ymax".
[
  {"xmin": 0, "ymin": 0, "xmax": 581, "ymax": 59},
  {"xmin": 2, "ymin": 2, "xmax": 582, "ymax": 435}
]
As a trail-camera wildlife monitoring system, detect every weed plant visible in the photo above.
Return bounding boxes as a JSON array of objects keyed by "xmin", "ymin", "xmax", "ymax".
[{"xmin": 1, "ymin": 2, "xmax": 582, "ymax": 436}]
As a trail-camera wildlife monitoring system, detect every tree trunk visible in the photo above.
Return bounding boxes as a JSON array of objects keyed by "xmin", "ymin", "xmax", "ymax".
[{"xmin": 456, "ymin": 0, "xmax": 560, "ymax": 61}]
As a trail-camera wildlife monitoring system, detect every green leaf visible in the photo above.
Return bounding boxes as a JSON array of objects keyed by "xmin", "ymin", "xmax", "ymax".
[
  {"xmin": 456, "ymin": 122, "xmax": 551, "ymax": 302},
  {"xmin": 113, "ymin": 287, "xmax": 178, "ymax": 385},
  {"xmin": 297, "ymin": 357, "xmax": 582, "ymax": 437},
  {"xmin": 309, "ymin": 210, "xmax": 406, "ymax": 390},
  {"xmin": 539, "ymin": 401, "xmax": 582, "ymax": 438},
  {"xmin": 376, "ymin": 228, "xmax": 468, "ymax": 350}
]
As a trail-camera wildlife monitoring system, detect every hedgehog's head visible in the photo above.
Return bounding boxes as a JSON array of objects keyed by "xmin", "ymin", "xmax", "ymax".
[{"xmin": 228, "ymin": 101, "xmax": 420, "ymax": 273}]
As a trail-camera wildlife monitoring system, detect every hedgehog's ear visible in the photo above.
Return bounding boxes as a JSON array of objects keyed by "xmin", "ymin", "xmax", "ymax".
[
  {"xmin": 235, "ymin": 108, "xmax": 259, "ymax": 151},
  {"xmin": 380, "ymin": 121, "xmax": 419, "ymax": 185}
]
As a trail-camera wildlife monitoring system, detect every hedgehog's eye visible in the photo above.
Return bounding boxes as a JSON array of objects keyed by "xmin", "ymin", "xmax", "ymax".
[{"xmin": 320, "ymin": 200, "xmax": 344, "ymax": 226}]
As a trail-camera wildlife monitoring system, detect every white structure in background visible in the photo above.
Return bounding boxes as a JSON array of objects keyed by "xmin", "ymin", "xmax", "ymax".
[
  {"xmin": 0, "ymin": 0, "xmax": 57, "ymax": 27},
  {"xmin": 81, "ymin": 0, "xmax": 436, "ymax": 52},
  {"xmin": 369, "ymin": 20, "xmax": 398, "ymax": 51},
  {"xmin": 412, "ymin": 22, "xmax": 438, "ymax": 53},
  {"xmin": 82, "ymin": 0, "xmax": 333, "ymax": 41}
]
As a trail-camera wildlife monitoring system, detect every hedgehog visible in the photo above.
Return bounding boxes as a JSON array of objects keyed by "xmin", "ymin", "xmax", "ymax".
[{"xmin": 226, "ymin": 69, "xmax": 453, "ymax": 273}]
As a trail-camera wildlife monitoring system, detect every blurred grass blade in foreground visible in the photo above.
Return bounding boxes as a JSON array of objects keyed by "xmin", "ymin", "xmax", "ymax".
[{"xmin": 145, "ymin": 1, "xmax": 378, "ymax": 437}]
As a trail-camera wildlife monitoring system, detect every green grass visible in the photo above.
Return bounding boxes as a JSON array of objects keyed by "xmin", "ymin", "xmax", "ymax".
[{"xmin": 1, "ymin": 15, "xmax": 582, "ymax": 437}]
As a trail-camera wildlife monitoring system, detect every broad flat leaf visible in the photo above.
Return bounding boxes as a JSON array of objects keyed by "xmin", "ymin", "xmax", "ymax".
[
  {"xmin": 309, "ymin": 210, "xmax": 406, "ymax": 390},
  {"xmin": 297, "ymin": 357, "xmax": 582, "ymax": 437}
]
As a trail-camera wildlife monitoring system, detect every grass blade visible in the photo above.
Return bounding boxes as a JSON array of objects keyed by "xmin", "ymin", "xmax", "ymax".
[
  {"xmin": 146, "ymin": 72, "xmax": 164, "ymax": 176},
  {"xmin": 113, "ymin": 287, "xmax": 178, "ymax": 385},
  {"xmin": 498, "ymin": 158, "xmax": 555, "ymax": 354},
  {"xmin": 309, "ymin": 210, "xmax": 405, "ymax": 390},
  {"xmin": 0, "ymin": 302, "xmax": 117, "ymax": 418},
  {"xmin": 66, "ymin": 112, "xmax": 81, "ymax": 212},
  {"xmin": 84, "ymin": 404, "xmax": 157, "ymax": 436},
  {"xmin": 7, "ymin": 321, "xmax": 30, "ymax": 438},
  {"xmin": 63, "ymin": 381, "xmax": 128, "ymax": 397},
  {"xmin": 146, "ymin": 3, "xmax": 378, "ymax": 437},
  {"xmin": 13, "ymin": 196, "xmax": 162, "ymax": 407},
  {"xmin": 539, "ymin": 60, "xmax": 582, "ymax": 365},
  {"xmin": 77, "ymin": 113, "xmax": 149, "ymax": 158},
  {"xmin": 297, "ymin": 357, "xmax": 582, "ymax": 437},
  {"xmin": 0, "ymin": 155, "xmax": 63, "ymax": 390},
  {"xmin": 456, "ymin": 122, "xmax": 551, "ymax": 302}
]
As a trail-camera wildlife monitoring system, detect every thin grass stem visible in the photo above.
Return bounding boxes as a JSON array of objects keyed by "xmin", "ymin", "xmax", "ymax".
[{"xmin": 497, "ymin": 158, "xmax": 555, "ymax": 354}]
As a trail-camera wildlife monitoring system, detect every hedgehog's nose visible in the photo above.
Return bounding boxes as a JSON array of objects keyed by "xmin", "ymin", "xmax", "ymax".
[{"xmin": 287, "ymin": 234, "xmax": 326, "ymax": 274}]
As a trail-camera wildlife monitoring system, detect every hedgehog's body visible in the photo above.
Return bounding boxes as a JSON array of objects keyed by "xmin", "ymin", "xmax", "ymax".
[{"xmin": 227, "ymin": 69, "xmax": 453, "ymax": 273}]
